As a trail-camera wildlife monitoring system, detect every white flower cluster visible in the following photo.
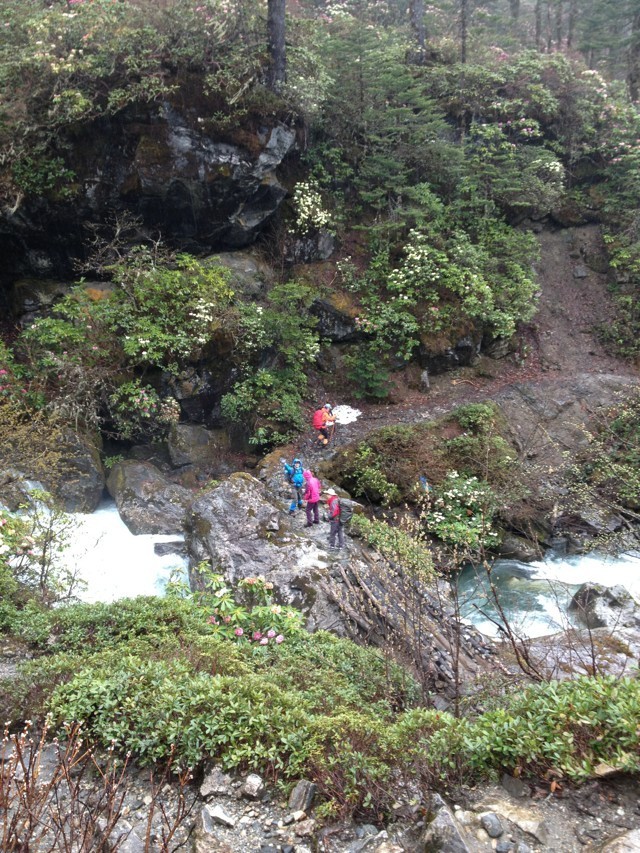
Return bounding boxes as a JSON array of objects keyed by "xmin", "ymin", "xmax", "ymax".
[
  {"xmin": 292, "ymin": 181, "xmax": 332, "ymax": 235},
  {"xmin": 189, "ymin": 298, "xmax": 217, "ymax": 345}
]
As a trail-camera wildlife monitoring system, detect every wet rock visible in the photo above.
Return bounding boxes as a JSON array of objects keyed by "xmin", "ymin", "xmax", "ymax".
[
  {"xmin": 11, "ymin": 278, "xmax": 71, "ymax": 325},
  {"xmin": 480, "ymin": 812, "xmax": 504, "ymax": 838},
  {"xmin": 310, "ymin": 295, "xmax": 361, "ymax": 343},
  {"xmin": 475, "ymin": 799, "xmax": 548, "ymax": 846},
  {"xmin": 501, "ymin": 774, "xmax": 531, "ymax": 799},
  {"xmin": 4, "ymin": 104, "xmax": 297, "ymax": 281},
  {"xmin": 242, "ymin": 774, "xmax": 265, "ymax": 799},
  {"xmin": 285, "ymin": 230, "xmax": 335, "ymax": 264},
  {"xmin": 200, "ymin": 765, "xmax": 233, "ymax": 799},
  {"xmin": 497, "ymin": 533, "xmax": 543, "ymax": 562},
  {"xmin": 100, "ymin": 818, "xmax": 145, "ymax": 852},
  {"xmin": 294, "ymin": 818, "xmax": 316, "ymax": 837},
  {"xmin": 107, "ymin": 460, "xmax": 192, "ymax": 534},
  {"xmin": 599, "ymin": 828, "xmax": 640, "ymax": 851},
  {"xmin": 153, "ymin": 540, "xmax": 186, "ymax": 558},
  {"xmin": 213, "ymin": 250, "xmax": 274, "ymax": 299},
  {"xmin": 418, "ymin": 336, "xmax": 480, "ymax": 374},
  {"xmin": 569, "ymin": 583, "xmax": 640, "ymax": 630},
  {"xmin": 185, "ymin": 473, "xmax": 347, "ymax": 633},
  {"xmin": 422, "ymin": 794, "xmax": 473, "ymax": 852},
  {"xmin": 167, "ymin": 423, "xmax": 230, "ymax": 469},
  {"xmin": 288, "ymin": 780, "xmax": 317, "ymax": 813},
  {"xmin": 205, "ymin": 804, "xmax": 236, "ymax": 828}
]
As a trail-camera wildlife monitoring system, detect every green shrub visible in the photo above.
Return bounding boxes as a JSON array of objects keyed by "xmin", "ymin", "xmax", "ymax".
[
  {"xmin": 49, "ymin": 659, "xmax": 311, "ymax": 772},
  {"xmin": 306, "ymin": 713, "xmax": 392, "ymax": 819},
  {"xmin": 424, "ymin": 471, "xmax": 499, "ymax": 552},
  {"xmin": 351, "ymin": 515, "xmax": 434, "ymax": 583},
  {"xmin": 465, "ymin": 676, "xmax": 640, "ymax": 780},
  {"xmin": 254, "ymin": 631, "xmax": 419, "ymax": 717}
]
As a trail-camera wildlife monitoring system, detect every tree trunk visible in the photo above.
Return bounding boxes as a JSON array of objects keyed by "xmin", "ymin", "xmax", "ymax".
[
  {"xmin": 554, "ymin": 0, "xmax": 563, "ymax": 48},
  {"xmin": 509, "ymin": 0, "xmax": 520, "ymax": 22},
  {"xmin": 460, "ymin": 0, "xmax": 469, "ymax": 63},
  {"xmin": 535, "ymin": 0, "xmax": 543, "ymax": 49},
  {"xmin": 410, "ymin": 0, "xmax": 427, "ymax": 63},
  {"xmin": 567, "ymin": 0, "xmax": 578, "ymax": 49},
  {"xmin": 267, "ymin": 0, "xmax": 286, "ymax": 92},
  {"xmin": 629, "ymin": 5, "xmax": 640, "ymax": 101}
]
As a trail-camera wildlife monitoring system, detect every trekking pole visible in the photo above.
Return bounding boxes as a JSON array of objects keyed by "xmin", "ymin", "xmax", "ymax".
[{"xmin": 328, "ymin": 421, "xmax": 335, "ymax": 444}]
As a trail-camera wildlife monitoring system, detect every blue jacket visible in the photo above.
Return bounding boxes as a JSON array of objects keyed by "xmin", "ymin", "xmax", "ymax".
[{"xmin": 284, "ymin": 461, "xmax": 305, "ymax": 488}]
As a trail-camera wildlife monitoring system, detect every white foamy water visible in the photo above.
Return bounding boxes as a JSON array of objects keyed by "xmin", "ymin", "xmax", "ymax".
[
  {"xmin": 56, "ymin": 499, "xmax": 188, "ymax": 603},
  {"xmin": 332, "ymin": 405, "xmax": 361, "ymax": 425},
  {"xmin": 458, "ymin": 550, "xmax": 640, "ymax": 639},
  {"xmin": 530, "ymin": 550, "xmax": 640, "ymax": 598}
]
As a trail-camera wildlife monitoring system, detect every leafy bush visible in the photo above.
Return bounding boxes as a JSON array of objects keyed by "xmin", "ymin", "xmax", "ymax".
[
  {"xmin": 49, "ymin": 659, "xmax": 311, "ymax": 772},
  {"xmin": 350, "ymin": 515, "xmax": 434, "ymax": 584},
  {"xmin": 15, "ymin": 251, "xmax": 232, "ymax": 439},
  {"xmin": 424, "ymin": 471, "xmax": 499, "ymax": 552},
  {"xmin": 221, "ymin": 281, "xmax": 320, "ymax": 449}
]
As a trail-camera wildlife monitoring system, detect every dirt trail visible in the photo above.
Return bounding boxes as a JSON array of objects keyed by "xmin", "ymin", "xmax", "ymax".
[{"xmin": 300, "ymin": 225, "xmax": 639, "ymax": 459}]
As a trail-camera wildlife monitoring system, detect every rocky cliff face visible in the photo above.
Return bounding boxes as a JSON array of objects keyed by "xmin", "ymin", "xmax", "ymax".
[{"xmin": 0, "ymin": 98, "xmax": 297, "ymax": 287}]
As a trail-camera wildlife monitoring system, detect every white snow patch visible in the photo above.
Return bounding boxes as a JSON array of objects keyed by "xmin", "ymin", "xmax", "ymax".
[{"xmin": 332, "ymin": 405, "xmax": 361, "ymax": 425}]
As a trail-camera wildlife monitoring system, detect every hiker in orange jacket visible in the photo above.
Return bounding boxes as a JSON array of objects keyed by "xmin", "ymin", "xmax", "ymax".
[{"xmin": 312, "ymin": 403, "xmax": 336, "ymax": 446}]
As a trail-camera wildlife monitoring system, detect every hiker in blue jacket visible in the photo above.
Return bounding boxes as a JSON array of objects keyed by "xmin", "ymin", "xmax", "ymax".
[{"xmin": 283, "ymin": 458, "xmax": 305, "ymax": 514}]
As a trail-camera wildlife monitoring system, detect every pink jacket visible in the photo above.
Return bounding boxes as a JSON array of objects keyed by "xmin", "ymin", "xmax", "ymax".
[{"xmin": 303, "ymin": 471, "xmax": 321, "ymax": 503}]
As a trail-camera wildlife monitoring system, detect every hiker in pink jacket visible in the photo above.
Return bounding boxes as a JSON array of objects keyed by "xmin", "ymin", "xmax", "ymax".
[{"xmin": 303, "ymin": 469, "xmax": 321, "ymax": 527}]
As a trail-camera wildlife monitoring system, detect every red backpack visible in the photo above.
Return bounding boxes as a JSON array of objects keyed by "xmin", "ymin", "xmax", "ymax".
[{"xmin": 312, "ymin": 408, "xmax": 325, "ymax": 430}]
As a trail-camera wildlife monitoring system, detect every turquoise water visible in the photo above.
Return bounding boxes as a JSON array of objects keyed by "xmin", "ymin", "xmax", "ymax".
[{"xmin": 457, "ymin": 551, "xmax": 640, "ymax": 638}]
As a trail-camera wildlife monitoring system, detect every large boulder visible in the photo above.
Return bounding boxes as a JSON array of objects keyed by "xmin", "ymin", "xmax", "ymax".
[
  {"xmin": 185, "ymin": 473, "xmax": 497, "ymax": 696},
  {"xmin": 184, "ymin": 473, "xmax": 342, "ymax": 633},
  {"xmin": 167, "ymin": 423, "xmax": 231, "ymax": 470},
  {"xmin": 418, "ymin": 336, "xmax": 480, "ymax": 374},
  {"xmin": 106, "ymin": 460, "xmax": 192, "ymax": 534},
  {"xmin": 568, "ymin": 582, "xmax": 640, "ymax": 631},
  {"xmin": 54, "ymin": 429, "xmax": 106, "ymax": 512},
  {"xmin": 0, "ymin": 429, "xmax": 104, "ymax": 513}
]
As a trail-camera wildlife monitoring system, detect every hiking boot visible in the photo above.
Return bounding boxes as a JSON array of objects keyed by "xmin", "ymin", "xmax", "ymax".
[
  {"xmin": 289, "ymin": 509, "xmax": 295, "ymax": 515},
  {"xmin": 313, "ymin": 520, "xmax": 320, "ymax": 524},
  {"xmin": 304, "ymin": 522, "xmax": 313, "ymax": 528}
]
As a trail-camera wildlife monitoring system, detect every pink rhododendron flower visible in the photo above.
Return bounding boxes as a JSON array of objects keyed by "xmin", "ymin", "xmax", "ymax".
[
  {"xmin": 267, "ymin": 629, "xmax": 276, "ymax": 638},
  {"xmin": 275, "ymin": 635, "xmax": 284, "ymax": 644},
  {"xmin": 234, "ymin": 627, "xmax": 244, "ymax": 636},
  {"xmin": 260, "ymin": 637, "xmax": 269, "ymax": 645},
  {"xmin": 252, "ymin": 631, "xmax": 262, "ymax": 640}
]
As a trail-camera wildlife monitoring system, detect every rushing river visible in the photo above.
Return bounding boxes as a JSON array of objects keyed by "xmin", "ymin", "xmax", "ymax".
[
  {"xmin": 58, "ymin": 499, "xmax": 189, "ymax": 603},
  {"xmin": 457, "ymin": 550, "xmax": 640, "ymax": 639},
  {"xmin": 52, "ymin": 498, "xmax": 640, "ymax": 637}
]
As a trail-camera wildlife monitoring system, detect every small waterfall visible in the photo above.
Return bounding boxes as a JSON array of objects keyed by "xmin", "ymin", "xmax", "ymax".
[{"xmin": 56, "ymin": 498, "xmax": 189, "ymax": 603}]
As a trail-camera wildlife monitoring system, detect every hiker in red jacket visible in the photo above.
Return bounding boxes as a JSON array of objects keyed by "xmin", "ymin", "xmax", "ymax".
[
  {"xmin": 312, "ymin": 403, "xmax": 336, "ymax": 446},
  {"xmin": 324, "ymin": 488, "xmax": 344, "ymax": 549},
  {"xmin": 303, "ymin": 469, "xmax": 321, "ymax": 527}
]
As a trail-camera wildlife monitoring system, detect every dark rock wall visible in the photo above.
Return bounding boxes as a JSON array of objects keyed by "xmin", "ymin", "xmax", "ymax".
[{"xmin": 0, "ymin": 96, "xmax": 297, "ymax": 289}]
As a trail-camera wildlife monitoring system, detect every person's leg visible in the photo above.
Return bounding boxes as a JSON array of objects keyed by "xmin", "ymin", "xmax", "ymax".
[
  {"xmin": 313, "ymin": 502, "xmax": 319, "ymax": 523},
  {"xmin": 305, "ymin": 503, "xmax": 313, "ymax": 526},
  {"xmin": 297, "ymin": 486, "xmax": 304, "ymax": 508},
  {"xmin": 337, "ymin": 523, "xmax": 344, "ymax": 548},
  {"xmin": 289, "ymin": 488, "xmax": 297, "ymax": 513},
  {"xmin": 329, "ymin": 519, "xmax": 337, "ymax": 547}
]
